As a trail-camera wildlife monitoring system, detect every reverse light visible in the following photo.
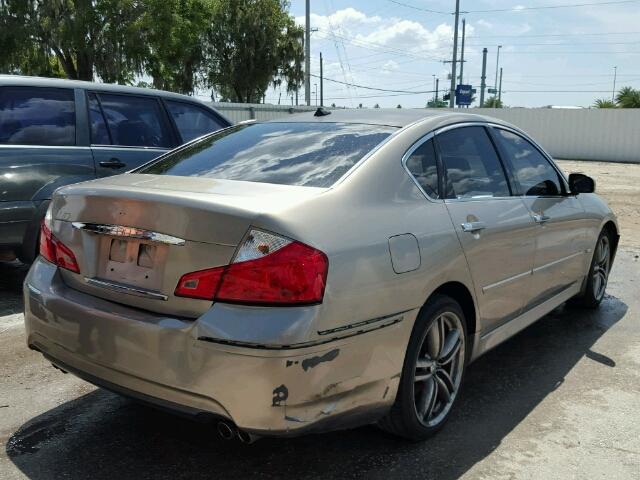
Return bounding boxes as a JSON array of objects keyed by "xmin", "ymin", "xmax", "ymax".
[
  {"xmin": 175, "ymin": 229, "xmax": 328, "ymax": 306},
  {"xmin": 39, "ymin": 210, "xmax": 80, "ymax": 274}
]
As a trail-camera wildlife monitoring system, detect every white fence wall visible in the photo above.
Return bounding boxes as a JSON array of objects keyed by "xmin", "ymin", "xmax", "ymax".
[
  {"xmin": 473, "ymin": 108, "xmax": 640, "ymax": 163},
  {"xmin": 209, "ymin": 103, "xmax": 640, "ymax": 163}
]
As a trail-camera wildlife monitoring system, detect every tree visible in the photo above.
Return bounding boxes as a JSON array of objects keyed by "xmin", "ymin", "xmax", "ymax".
[
  {"xmin": 139, "ymin": 0, "xmax": 211, "ymax": 94},
  {"xmin": 483, "ymin": 96, "xmax": 503, "ymax": 108},
  {"xmin": 396, "ymin": 104, "xmax": 402, "ymax": 108},
  {"xmin": 615, "ymin": 86, "xmax": 640, "ymax": 108},
  {"xmin": 205, "ymin": 0, "xmax": 304, "ymax": 103},
  {"xmin": 0, "ymin": 0, "xmax": 145, "ymax": 83},
  {"xmin": 593, "ymin": 98, "xmax": 616, "ymax": 108},
  {"xmin": 426, "ymin": 99, "xmax": 447, "ymax": 108},
  {"xmin": 374, "ymin": 103, "xmax": 380, "ymax": 108}
]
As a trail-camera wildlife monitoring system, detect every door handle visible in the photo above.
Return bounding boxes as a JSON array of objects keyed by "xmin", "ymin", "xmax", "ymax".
[
  {"xmin": 99, "ymin": 158, "xmax": 126, "ymax": 169},
  {"xmin": 533, "ymin": 214, "xmax": 551, "ymax": 224},
  {"xmin": 461, "ymin": 221, "xmax": 486, "ymax": 233}
]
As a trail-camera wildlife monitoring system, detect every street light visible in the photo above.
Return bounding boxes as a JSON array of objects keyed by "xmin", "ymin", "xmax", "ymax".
[{"xmin": 494, "ymin": 45, "xmax": 502, "ymax": 91}]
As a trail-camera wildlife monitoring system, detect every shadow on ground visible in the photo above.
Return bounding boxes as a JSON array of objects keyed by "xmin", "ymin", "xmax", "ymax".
[
  {"xmin": 0, "ymin": 261, "xmax": 29, "ymax": 316},
  {"xmin": 6, "ymin": 290, "xmax": 627, "ymax": 480}
]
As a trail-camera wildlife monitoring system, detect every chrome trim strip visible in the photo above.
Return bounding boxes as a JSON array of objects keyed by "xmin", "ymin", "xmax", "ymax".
[
  {"xmin": 482, "ymin": 270, "xmax": 531, "ymax": 293},
  {"xmin": 0, "ymin": 144, "xmax": 90, "ymax": 150},
  {"xmin": 532, "ymin": 250, "xmax": 585, "ymax": 274},
  {"xmin": 84, "ymin": 277, "xmax": 168, "ymax": 301},
  {"xmin": 72, "ymin": 222, "xmax": 186, "ymax": 246},
  {"xmin": 27, "ymin": 283, "xmax": 42, "ymax": 295}
]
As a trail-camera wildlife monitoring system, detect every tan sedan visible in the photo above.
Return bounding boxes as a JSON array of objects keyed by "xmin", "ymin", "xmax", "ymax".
[{"xmin": 23, "ymin": 109, "xmax": 618, "ymax": 442}]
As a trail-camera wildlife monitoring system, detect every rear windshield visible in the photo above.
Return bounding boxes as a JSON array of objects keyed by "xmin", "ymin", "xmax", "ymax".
[{"xmin": 138, "ymin": 122, "xmax": 397, "ymax": 188}]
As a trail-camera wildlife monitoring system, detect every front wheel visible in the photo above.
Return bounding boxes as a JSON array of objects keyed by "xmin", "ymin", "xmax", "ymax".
[
  {"xmin": 572, "ymin": 229, "xmax": 613, "ymax": 308},
  {"xmin": 379, "ymin": 294, "xmax": 467, "ymax": 440}
]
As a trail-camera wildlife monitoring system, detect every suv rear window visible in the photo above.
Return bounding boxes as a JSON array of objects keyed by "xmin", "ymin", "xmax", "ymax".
[
  {"xmin": 0, "ymin": 87, "xmax": 75, "ymax": 146},
  {"xmin": 138, "ymin": 122, "xmax": 396, "ymax": 188}
]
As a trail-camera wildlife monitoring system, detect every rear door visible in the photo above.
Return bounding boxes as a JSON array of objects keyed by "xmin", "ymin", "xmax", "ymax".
[
  {"xmin": 489, "ymin": 127, "xmax": 588, "ymax": 308},
  {"xmin": 436, "ymin": 125, "xmax": 537, "ymax": 332},
  {"xmin": 87, "ymin": 92, "xmax": 176, "ymax": 177},
  {"xmin": 0, "ymin": 85, "xmax": 94, "ymax": 247}
]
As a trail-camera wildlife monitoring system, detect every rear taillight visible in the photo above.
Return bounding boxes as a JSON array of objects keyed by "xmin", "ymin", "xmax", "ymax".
[
  {"xmin": 175, "ymin": 229, "xmax": 328, "ymax": 306},
  {"xmin": 39, "ymin": 212, "xmax": 80, "ymax": 274}
]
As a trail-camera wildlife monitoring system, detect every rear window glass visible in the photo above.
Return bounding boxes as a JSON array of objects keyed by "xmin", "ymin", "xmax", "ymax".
[
  {"xmin": 138, "ymin": 122, "xmax": 396, "ymax": 188},
  {"xmin": 0, "ymin": 87, "xmax": 75, "ymax": 146}
]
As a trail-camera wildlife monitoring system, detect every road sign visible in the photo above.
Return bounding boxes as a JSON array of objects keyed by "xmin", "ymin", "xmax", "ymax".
[
  {"xmin": 455, "ymin": 84, "xmax": 473, "ymax": 106},
  {"xmin": 487, "ymin": 88, "xmax": 497, "ymax": 94}
]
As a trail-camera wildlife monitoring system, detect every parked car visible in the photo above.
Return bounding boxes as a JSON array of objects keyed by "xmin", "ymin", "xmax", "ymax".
[
  {"xmin": 24, "ymin": 109, "xmax": 618, "ymax": 442},
  {"xmin": 0, "ymin": 75, "xmax": 231, "ymax": 262}
]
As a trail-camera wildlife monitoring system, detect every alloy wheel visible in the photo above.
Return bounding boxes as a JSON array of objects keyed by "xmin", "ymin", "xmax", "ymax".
[
  {"xmin": 413, "ymin": 312, "xmax": 465, "ymax": 427},
  {"xmin": 592, "ymin": 235, "xmax": 610, "ymax": 301}
]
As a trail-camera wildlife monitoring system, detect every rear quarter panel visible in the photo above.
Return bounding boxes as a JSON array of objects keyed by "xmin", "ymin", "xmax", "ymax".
[{"xmin": 250, "ymin": 121, "xmax": 478, "ymax": 339}]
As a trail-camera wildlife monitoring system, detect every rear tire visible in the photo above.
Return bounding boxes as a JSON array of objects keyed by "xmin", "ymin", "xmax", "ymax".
[
  {"xmin": 379, "ymin": 294, "xmax": 467, "ymax": 440},
  {"xmin": 571, "ymin": 229, "xmax": 613, "ymax": 309}
]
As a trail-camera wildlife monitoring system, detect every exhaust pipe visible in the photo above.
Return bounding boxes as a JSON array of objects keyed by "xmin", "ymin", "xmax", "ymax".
[
  {"xmin": 217, "ymin": 421, "xmax": 235, "ymax": 441},
  {"xmin": 237, "ymin": 429, "xmax": 259, "ymax": 444}
]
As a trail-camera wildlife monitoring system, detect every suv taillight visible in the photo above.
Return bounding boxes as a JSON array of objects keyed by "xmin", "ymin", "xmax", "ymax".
[
  {"xmin": 40, "ymin": 218, "xmax": 80, "ymax": 274},
  {"xmin": 175, "ymin": 229, "xmax": 328, "ymax": 305}
]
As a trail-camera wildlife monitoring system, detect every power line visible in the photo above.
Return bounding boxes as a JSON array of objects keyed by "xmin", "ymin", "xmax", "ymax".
[
  {"xmin": 381, "ymin": 0, "xmax": 451, "ymax": 15},
  {"xmin": 309, "ymin": 73, "xmax": 434, "ymax": 94},
  {"xmin": 470, "ymin": 30, "xmax": 640, "ymax": 38},
  {"xmin": 464, "ymin": 0, "xmax": 640, "ymax": 13}
]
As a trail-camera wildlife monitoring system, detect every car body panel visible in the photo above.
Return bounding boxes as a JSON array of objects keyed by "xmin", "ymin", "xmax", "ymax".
[{"xmin": 23, "ymin": 109, "xmax": 619, "ymax": 436}]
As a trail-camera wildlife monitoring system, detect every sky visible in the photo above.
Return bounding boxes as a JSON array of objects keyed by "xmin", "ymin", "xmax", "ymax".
[{"xmin": 262, "ymin": 0, "xmax": 640, "ymax": 108}]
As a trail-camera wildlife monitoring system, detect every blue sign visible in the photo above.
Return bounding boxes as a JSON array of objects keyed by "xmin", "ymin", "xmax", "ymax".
[{"xmin": 455, "ymin": 84, "xmax": 473, "ymax": 106}]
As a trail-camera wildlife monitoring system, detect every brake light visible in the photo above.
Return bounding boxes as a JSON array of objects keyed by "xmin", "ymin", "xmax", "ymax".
[
  {"xmin": 175, "ymin": 229, "xmax": 328, "ymax": 305},
  {"xmin": 39, "ymin": 219, "xmax": 80, "ymax": 274}
]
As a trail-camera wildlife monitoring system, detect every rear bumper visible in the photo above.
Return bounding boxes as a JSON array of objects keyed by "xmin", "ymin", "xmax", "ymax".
[
  {"xmin": 0, "ymin": 200, "xmax": 36, "ymax": 248},
  {"xmin": 24, "ymin": 258, "xmax": 416, "ymax": 436}
]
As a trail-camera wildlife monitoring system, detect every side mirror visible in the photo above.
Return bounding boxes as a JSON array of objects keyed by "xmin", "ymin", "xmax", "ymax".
[{"xmin": 568, "ymin": 173, "xmax": 595, "ymax": 194}]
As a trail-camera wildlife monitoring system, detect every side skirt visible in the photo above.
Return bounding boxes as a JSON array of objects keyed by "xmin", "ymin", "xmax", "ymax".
[{"xmin": 470, "ymin": 281, "xmax": 581, "ymax": 361}]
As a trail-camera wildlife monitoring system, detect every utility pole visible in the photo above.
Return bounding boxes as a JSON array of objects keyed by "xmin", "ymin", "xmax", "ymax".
[
  {"xmin": 320, "ymin": 52, "xmax": 324, "ymax": 107},
  {"xmin": 314, "ymin": 83, "xmax": 317, "ymax": 106},
  {"xmin": 459, "ymin": 18, "xmax": 466, "ymax": 88},
  {"xmin": 432, "ymin": 74, "xmax": 436, "ymax": 102},
  {"xmin": 449, "ymin": 0, "xmax": 460, "ymax": 108},
  {"xmin": 304, "ymin": 0, "xmax": 311, "ymax": 106},
  {"xmin": 498, "ymin": 67, "xmax": 503, "ymax": 103},
  {"xmin": 612, "ymin": 66, "xmax": 618, "ymax": 102},
  {"xmin": 480, "ymin": 48, "xmax": 487, "ymax": 107},
  {"xmin": 435, "ymin": 78, "xmax": 439, "ymax": 103},
  {"xmin": 494, "ymin": 45, "xmax": 502, "ymax": 91}
]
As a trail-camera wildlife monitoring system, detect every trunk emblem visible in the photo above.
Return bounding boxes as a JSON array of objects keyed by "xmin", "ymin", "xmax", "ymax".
[{"xmin": 72, "ymin": 222, "xmax": 186, "ymax": 246}]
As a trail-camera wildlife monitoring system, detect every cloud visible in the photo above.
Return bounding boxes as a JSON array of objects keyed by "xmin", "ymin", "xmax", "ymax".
[
  {"xmin": 476, "ymin": 19, "xmax": 493, "ymax": 29},
  {"xmin": 382, "ymin": 60, "xmax": 399, "ymax": 72},
  {"xmin": 296, "ymin": 7, "xmax": 381, "ymax": 33},
  {"xmin": 357, "ymin": 21, "xmax": 458, "ymax": 57}
]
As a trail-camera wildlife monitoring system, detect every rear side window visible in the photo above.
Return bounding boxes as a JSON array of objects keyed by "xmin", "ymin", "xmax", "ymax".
[
  {"xmin": 405, "ymin": 138, "xmax": 440, "ymax": 199},
  {"xmin": 0, "ymin": 87, "xmax": 75, "ymax": 146},
  {"xmin": 139, "ymin": 122, "xmax": 396, "ymax": 188},
  {"xmin": 492, "ymin": 128, "xmax": 563, "ymax": 196},
  {"xmin": 437, "ymin": 126, "xmax": 510, "ymax": 199},
  {"xmin": 166, "ymin": 100, "xmax": 226, "ymax": 142},
  {"xmin": 87, "ymin": 93, "xmax": 110, "ymax": 145},
  {"xmin": 95, "ymin": 93, "xmax": 173, "ymax": 148}
]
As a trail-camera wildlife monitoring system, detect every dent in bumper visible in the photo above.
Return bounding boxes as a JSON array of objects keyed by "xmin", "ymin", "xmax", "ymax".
[{"xmin": 23, "ymin": 258, "xmax": 417, "ymax": 436}]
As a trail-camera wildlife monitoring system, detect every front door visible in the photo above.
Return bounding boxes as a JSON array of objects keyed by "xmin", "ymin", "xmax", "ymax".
[
  {"xmin": 489, "ymin": 127, "xmax": 589, "ymax": 308},
  {"xmin": 436, "ymin": 125, "xmax": 537, "ymax": 332},
  {"xmin": 86, "ymin": 92, "xmax": 175, "ymax": 176}
]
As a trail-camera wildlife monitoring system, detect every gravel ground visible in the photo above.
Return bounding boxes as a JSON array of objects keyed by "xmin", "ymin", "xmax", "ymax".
[{"xmin": 1, "ymin": 160, "xmax": 639, "ymax": 479}]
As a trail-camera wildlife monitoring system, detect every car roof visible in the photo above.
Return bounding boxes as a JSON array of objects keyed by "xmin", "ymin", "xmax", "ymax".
[
  {"xmin": 265, "ymin": 108, "xmax": 510, "ymax": 129},
  {"xmin": 0, "ymin": 74, "xmax": 203, "ymax": 103}
]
